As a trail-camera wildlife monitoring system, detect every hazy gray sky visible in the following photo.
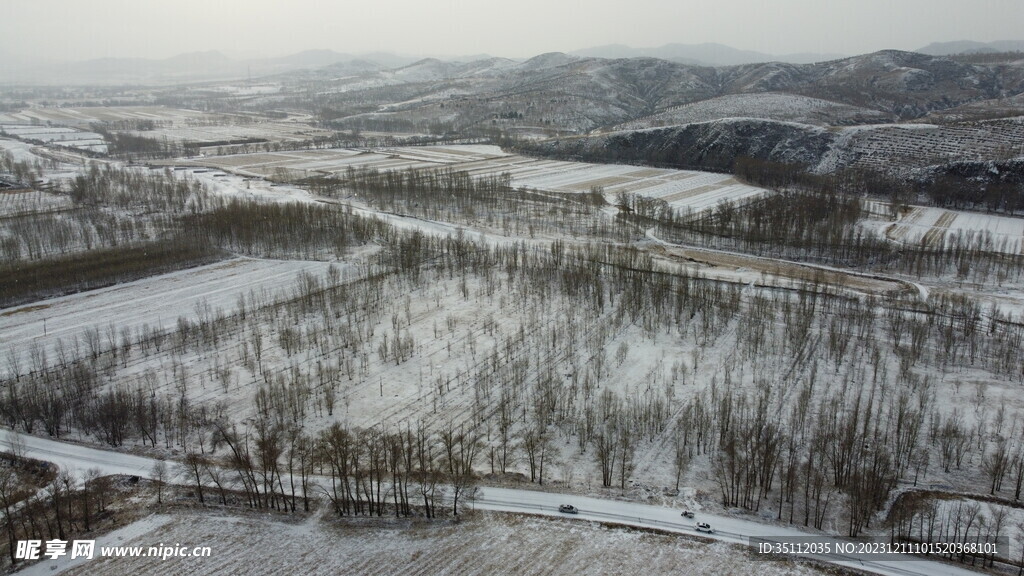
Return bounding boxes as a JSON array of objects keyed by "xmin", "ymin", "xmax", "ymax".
[{"xmin": 2, "ymin": 0, "xmax": 1021, "ymax": 61}]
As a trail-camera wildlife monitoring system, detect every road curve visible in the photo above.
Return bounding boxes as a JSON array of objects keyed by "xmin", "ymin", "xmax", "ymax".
[{"xmin": 0, "ymin": 429, "xmax": 985, "ymax": 576}]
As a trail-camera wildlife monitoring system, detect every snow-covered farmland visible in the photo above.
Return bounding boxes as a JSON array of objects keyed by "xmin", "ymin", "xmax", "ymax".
[
  {"xmin": 188, "ymin": 144, "xmax": 768, "ymax": 213},
  {"xmin": 0, "ymin": 189, "xmax": 73, "ymax": 218},
  {"xmin": 886, "ymin": 205, "xmax": 1024, "ymax": 253},
  {"xmin": 55, "ymin": 511, "xmax": 827, "ymax": 576},
  {"xmin": 131, "ymin": 122, "xmax": 332, "ymax": 149},
  {"xmin": 0, "ymin": 258, "xmax": 348, "ymax": 380},
  {"xmin": 0, "ymin": 125, "xmax": 107, "ymax": 152},
  {"xmin": 0, "ymin": 107, "xmax": 210, "ymax": 128}
]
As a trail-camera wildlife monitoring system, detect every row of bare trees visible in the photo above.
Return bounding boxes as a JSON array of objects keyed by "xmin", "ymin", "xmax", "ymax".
[
  {"xmin": 889, "ymin": 494, "xmax": 1020, "ymax": 570},
  {"xmin": 300, "ymin": 166, "xmax": 628, "ymax": 242},
  {"xmin": 171, "ymin": 417, "xmax": 480, "ymax": 519}
]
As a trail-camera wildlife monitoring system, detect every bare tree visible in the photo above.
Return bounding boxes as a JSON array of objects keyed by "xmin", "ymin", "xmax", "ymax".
[{"xmin": 151, "ymin": 460, "xmax": 167, "ymax": 505}]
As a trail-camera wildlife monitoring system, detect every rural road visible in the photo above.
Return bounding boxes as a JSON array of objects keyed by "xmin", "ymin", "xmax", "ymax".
[{"xmin": 0, "ymin": 429, "xmax": 987, "ymax": 576}]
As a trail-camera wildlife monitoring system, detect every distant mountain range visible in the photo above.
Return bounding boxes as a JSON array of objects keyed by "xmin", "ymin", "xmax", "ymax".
[
  {"xmin": 916, "ymin": 40, "xmax": 1024, "ymax": 55},
  {"xmin": 3, "ymin": 44, "xmax": 1023, "ymax": 184},
  {"xmin": 2, "ymin": 40, "xmax": 1022, "ymax": 85},
  {"xmin": 0, "ymin": 50, "xmax": 422, "ymax": 85},
  {"xmin": 570, "ymin": 43, "xmax": 845, "ymax": 66},
  {"xmin": 572, "ymin": 40, "xmax": 1024, "ymax": 66},
  {"xmin": 0, "ymin": 45, "xmax": 847, "ymax": 86},
  {"xmin": 307, "ymin": 48, "xmax": 1024, "ymax": 138}
]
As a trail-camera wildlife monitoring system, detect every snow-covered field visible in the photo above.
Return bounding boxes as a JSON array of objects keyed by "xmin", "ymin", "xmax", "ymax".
[
  {"xmin": 0, "ymin": 125, "xmax": 107, "ymax": 153},
  {"xmin": 0, "ymin": 189, "xmax": 72, "ymax": 217},
  {"xmin": 49, "ymin": 511, "xmax": 826, "ymax": 576},
  {"xmin": 0, "ymin": 107, "xmax": 209, "ymax": 128},
  {"xmin": 1, "ymin": 137, "xmax": 54, "ymax": 164},
  {"xmin": 130, "ymin": 122, "xmax": 331, "ymax": 147},
  {"xmin": 18, "ymin": 515, "xmax": 174, "ymax": 576},
  {"xmin": 887, "ymin": 205, "xmax": 1024, "ymax": 253},
  {"xmin": 189, "ymin": 145, "xmax": 768, "ymax": 213},
  {"xmin": 0, "ymin": 258, "xmax": 349, "ymax": 380}
]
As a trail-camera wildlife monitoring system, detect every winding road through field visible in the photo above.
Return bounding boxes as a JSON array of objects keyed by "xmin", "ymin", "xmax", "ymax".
[{"xmin": 0, "ymin": 429, "xmax": 987, "ymax": 576}]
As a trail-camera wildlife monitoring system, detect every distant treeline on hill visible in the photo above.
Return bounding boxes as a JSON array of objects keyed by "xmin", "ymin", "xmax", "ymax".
[
  {"xmin": 735, "ymin": 156, "xmax": 1024, "ymax": 214},
  {"xmin": 507, "ymin": 130, "xmax": 1024, "ymax": 214}
]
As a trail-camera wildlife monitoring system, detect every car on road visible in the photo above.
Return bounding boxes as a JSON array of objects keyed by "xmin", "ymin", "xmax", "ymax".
[
  {"xmin": 558, "ymin": 504, "xmax": 578, "ymax": 514},
  {"xmin": 695, "ymin": 522, "xmax": 713, "ymax": 533},
  {"xmin": 681, "ymin": 510, "xmax": 695, "ymax": 518}
]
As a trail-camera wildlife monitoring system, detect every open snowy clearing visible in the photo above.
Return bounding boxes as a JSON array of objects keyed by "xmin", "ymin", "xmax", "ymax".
[
  {"xmin": 17, "ymin": 514, "xmax": 174, "ymax": 576},
  {"xmin": 184, "ymin": 144, "xmax": 768, "ymax": 213}
]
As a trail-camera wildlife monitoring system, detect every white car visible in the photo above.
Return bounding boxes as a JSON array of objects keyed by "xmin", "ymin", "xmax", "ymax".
[
  {"xmin": 695, "ymin": 522, "xmax": 713, "ymax": 533},
  {"xmin": 558, "ymin": 504, "xmax": 578, "ymax": 514}
]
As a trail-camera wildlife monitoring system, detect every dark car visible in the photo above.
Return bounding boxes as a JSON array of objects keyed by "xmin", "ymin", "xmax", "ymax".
[
  {"xmin": 558, "ymin": 504, "xmax": 578, "ymax": 514},
  {"xmin": 681, "ymin": 510, "xmax": 695, "ymax": 518}
]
